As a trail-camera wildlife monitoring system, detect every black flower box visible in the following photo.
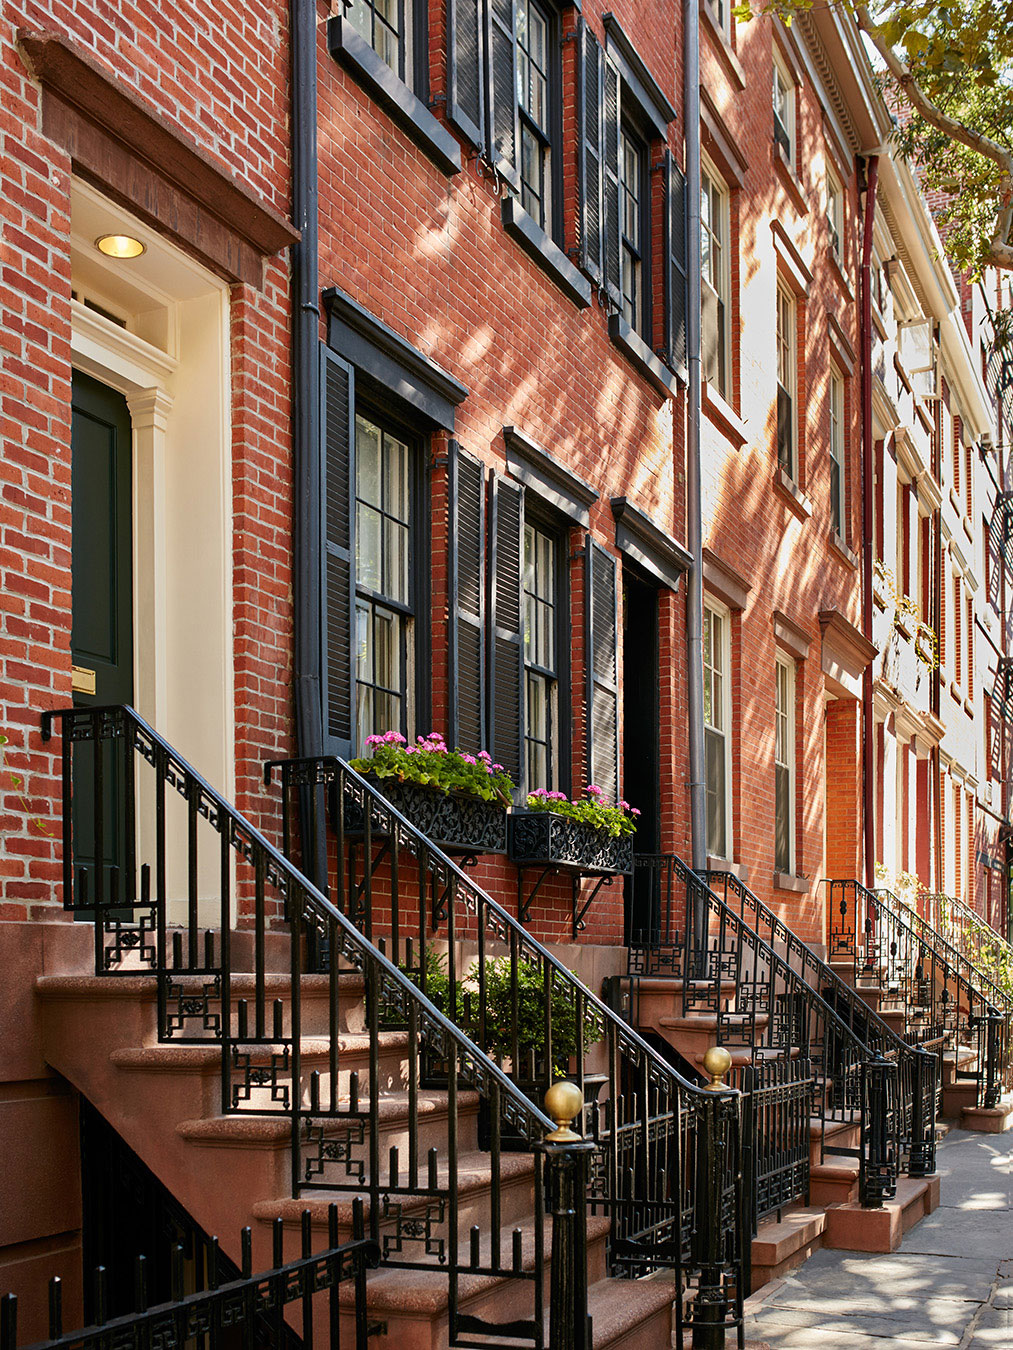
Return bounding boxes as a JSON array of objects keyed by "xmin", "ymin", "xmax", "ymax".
[
  {"xmin": 345, "ymin": 773, "xmax": 507, "ymax": 856},
  {"xmin": 507, "ymin": 811, "xmax": 633, "ymax": 875}
]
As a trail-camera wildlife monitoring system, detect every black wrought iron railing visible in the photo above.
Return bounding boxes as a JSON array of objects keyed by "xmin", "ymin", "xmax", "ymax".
[
  {"xmin": 1, "ymin": 1204, "xmax": 378, "ymax": 1350},
  {"xmin": 826, "ymin": 879, "xmax": 1006, "ymax": 1110},
  {"xmin": 622, "ymin": 857, "xmax": 935, "ymax": 1212},
  {"xmin": 42, "ymin": 709, "xmax": 748, "ymax": 1350},
  {"xmin": 266, "ymin": 754, "xmax": 748, "ymax": 1349},
  {"xmin": 904, "ymin": 891, "xmax": 1013, "ymax": 1017},
  {"xmin": 707, "ymin": 870, "xmax": 938, "ymax": 1179}
]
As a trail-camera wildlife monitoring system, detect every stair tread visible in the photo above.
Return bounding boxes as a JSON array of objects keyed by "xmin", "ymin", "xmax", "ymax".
[
  {"xmin": 111, "ymin": 1032, "xmax": 409, "ymax": 1069},
  {"xmin": 337, "ymin": 1214, "xmax": 613, "ymax": 1314},
  {"xmin": 584, "ymin": 1275, "xmax": 675, "ymax": 1347},
  {"xmin": 178, "ymin": 1091, "xmax": 483, "ymax": 1143}
]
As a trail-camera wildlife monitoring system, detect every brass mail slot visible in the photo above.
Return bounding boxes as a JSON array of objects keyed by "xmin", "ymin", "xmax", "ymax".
[{"xmin": 71, "ymin": 665, "xmax": 97, "ymax": 696}]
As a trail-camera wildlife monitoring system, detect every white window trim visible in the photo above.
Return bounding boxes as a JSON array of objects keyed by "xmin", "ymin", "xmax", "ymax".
[
  {"xmin": 776, "ymin": 281, "xmax": 797, "ymax": 478},
  {"xmin": 704, "ymin": 598, "xmax": 733, "ymax": 860},
  {"xmin": 775, "ymin": 653, "xmax": 796, "ymax": 874},
  {"xmin": 772, "ymin": 50, "xmax": 795, "ymax": 166},
  {"xmin": 829, "ymin": 364, "xmax": 845, "ymax": 537},
  {"xmin": 701, "ymin": 156, "xmax": 731, "ymax": 400},
  {"xmin": 826, "ymin": 168, "xmax": 843, "ymax": 262}
]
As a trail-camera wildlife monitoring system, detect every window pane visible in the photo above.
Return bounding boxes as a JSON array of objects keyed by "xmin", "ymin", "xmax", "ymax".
[
  {"xmin": 775, "ymin": 764, "xmax": 790, "ymax": 871},
  {"xmin": 384, "ymin": 433, "xmax": 409, "ymax": 521},
  {"xmin": 706, "ymin": 726, "xmax": 727, "ymax": 857},
  {"xmin": 357, "ymin": 416, "xmax": 381, "ymax": 507},
  {"xmin": 384, "ymin": 517, "xmax": 409, "ymax": 603},
  {"xmin": 374, "ymin": 609, "xmax": 399, "ymax": 690},
  {"xmin": 356, "ymin": 503, "xmax": 382, "ymax": 591},
  {"xmin": 356, "ymin": 602, "xmax": 373, "ymax": 683}
]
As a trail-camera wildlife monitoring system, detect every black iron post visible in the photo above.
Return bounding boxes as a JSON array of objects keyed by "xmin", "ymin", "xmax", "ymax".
[
  {"xmin": 538, "ymin": 1083, "xmax": 595, "ymax": 1350},
  {"xmin": 692, "ymin": 1047, "xmax": 740, "ymax": 1350}
]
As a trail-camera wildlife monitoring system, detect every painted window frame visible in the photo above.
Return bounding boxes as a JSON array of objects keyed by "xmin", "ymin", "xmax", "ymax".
[
  {"xmin": 704, "ymin": 599, "xmax": 733, "ymax": 860},
  {"xmin": 829, "ymin": 364, "xmax": 845, "ymax": 538},
  {"xmin": 701, "ymin": 157, "xmax": 730, "ymax": 398},
  {"xmin": 522, "ymin": 512, "xmax": 569, "ymax": 792},
  {"xmin": 772, "ymin": 50, "xmax": 795, "ymax": 166},
  {"xmin": 346, "ymin": 0, "xmax": 424, "ymax": 91},
  {"xmin": 619, "ymin": 121, "xmax": 649, "ymax": 337},
  {"xmin": 774, "ymin": 652, "xmax": 796, "ymax": 874},
  {"xmin": 776, "ymin": 281, "xmax": 797, "ymax": 478},
  {"xmin": 826, "ymin": 167, "xmax": 843, "ymax": 263}
]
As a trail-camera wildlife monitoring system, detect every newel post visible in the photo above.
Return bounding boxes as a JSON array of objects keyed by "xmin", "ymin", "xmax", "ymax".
[
  {"xmin": 538, "ymin": 1081, "xmax": 595, "ymax": 1350},
  {"xmin": 692, "ymin": 1046, "xmax": 741, "ymax": 1350}
]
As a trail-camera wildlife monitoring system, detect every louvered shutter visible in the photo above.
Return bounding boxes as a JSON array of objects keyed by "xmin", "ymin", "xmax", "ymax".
[
  {"xmin": 487, "ymin": 0, "xmax": 520, "ymax": 187},
  {"xmin": 448, "ymin": 442, "xmax": 486, "ymax": 752},
  {"xmin": 487, "ymin": 474, "xmax": 525, "ymax": 788},
  {"xmin": 602, "ymin": 56, "xmax": 622, "ymax": 306},
  {"xmin": 447, "ymin": 0, "xmax": 485, "ymax": 149},
  {"xmin": 578, "ymin": 20, "xmax": 604, "ymax": 285},
  {"xmin": 320, "ymin": 345, "xmax": 357, "ymax": 758},
  {"xmin": 665, "ymin": 151, "xmax": 688, "ymax": 375},
  {"xmin": 585, "ymin": 539, "xmax": 619, "ymax": 803}
]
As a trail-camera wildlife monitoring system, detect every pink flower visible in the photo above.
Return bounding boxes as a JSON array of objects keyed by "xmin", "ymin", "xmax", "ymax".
[
  {"xmin": 461, "ymin": 754, "xmax": 477, "ymax": 765},
  {"xmin": 619, "ymin": 800, "xmax": 630, "ymax": 811},
  {"xmin": 493, "ymin": 764, "xmax": 504, "ymax": 773},
  {"xmin": 478, "ymin": 750, "xmax": 492, "ymax": 762},
  {"xmin": 549, "ymin": 791, "xmax": 567, "ymax": 801},
  {"xmin": 382, "ymin": 730, "xmax": 406, "ymax": 744},
  {"xmin": 366, "ymin": 734, "xmax": 384, "ymax": 747},
  {"xmin": 631, "ymin": 808, "xmax": 641, "ymax": 817},
  {"xmin": 405, "ymin": 745, "xmax": 417, "ymax": 754},
  {"xmin": 585, "ymin": 784, "xmax": 604, "ymax": 798},
  {"xmin": 531, "ymin": 788, "xmax": 548, "ymax": 798}
]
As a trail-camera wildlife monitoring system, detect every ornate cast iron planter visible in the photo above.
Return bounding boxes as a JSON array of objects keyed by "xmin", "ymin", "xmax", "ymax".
[
  {"xmin": 508, "ymin": 811, "xmax": 633, "ymax": 875},
  {"xmin": 353, "ymin": 773, "xmax": 507, "ymax": 856}
]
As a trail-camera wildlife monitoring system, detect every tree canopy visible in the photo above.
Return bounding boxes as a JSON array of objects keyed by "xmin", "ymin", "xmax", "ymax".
[{"xmin": 732, "ymin": 1, "xmax": 1013, "ymax": 277}]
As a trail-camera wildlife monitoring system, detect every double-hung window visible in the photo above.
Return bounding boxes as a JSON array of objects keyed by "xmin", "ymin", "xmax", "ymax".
[
  {"xmin": 701, "ymin": 163, "xmax": 729, "ymax": 395},
  {"xmin": 774, "ymin": 655, "xmax": 795, "ymax": 873},
  {"xmin": 516, "ymin": 0, "xmax": 553, "ymax": 233},
  {"xmin": 620, "ymin": 127, "xmax": 647, "ymax": 335},
  {"xmin": 523, "ymin": 520, "xmax": 560, "ymax": 789},
  {"xmin": 827, "ymin": 170, "xmax": 843, "ymax": 262},
  {"xmin": 829, "ymin": 366, "xmax": 845, "ymax": 537},
  {"xmin": 776, "ymin": 283, "xmax": 796, "ymax": 477},
  {"xmin": 347, "ymin": 0, "xmax": 416, "ymax": 87},
  {"xmin": 772, "ymin": 54, "xmax": 794, "ymax": 163},
  {"xmin": 354, "ymin": 413, "xmax": 416, "ymax": 750},
  {"xmin": 704, "ymin": 603, "xmax": 732, "ymax": 858}
]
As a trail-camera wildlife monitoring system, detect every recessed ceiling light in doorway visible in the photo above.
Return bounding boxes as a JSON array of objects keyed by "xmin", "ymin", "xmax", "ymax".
[{"xmin": 95, "ymin": 233, "xmax": 146, "ymax": 259}]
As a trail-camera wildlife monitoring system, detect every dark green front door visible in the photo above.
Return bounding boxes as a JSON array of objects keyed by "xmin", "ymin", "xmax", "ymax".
[{"xmin": 71, "ymin": 372, "xmax": 134, "ymax": 908}]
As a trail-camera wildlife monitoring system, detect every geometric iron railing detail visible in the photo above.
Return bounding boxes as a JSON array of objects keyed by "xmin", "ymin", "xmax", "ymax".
[
  {"xmin": 265, "ymin": 754, "xmax": 747, "ymax": 1350},
  {"xmin": 1, "ymin": 1204, "xmax": 379, "ymax": 1350},
  {"xmin": 41, "ymin": 708, "xmax": 748, "ymax": 1350},
  {"xmin": 910, "ymin": 891, "xmax": 1013, "ymax": 1017},
  {"xmin": 825, "ymin": 878, "xmax": 1006, "ymax": 1111},
  {"xmin": 624, "ymin": 856, "xmax": 925, "ymax": 1212},
  {"xmin": 707, "ymin": 869, "xmax": 939, "ymax": 1180}
]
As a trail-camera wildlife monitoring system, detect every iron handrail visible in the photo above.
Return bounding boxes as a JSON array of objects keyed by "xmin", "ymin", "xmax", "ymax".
[
  {"xmin": 265, "ymin": 754, "xmax": 748, "ymax": 1346},
  {"xmin": 707, "ymin": 868, "xmax": 939, "ymax": 1176},
  {"xmin": 826, "ymin": 878, "xmax": 1006, "ymax": 1110},
  {"xmin": 896, "ymin": 891, "xmax": 1013, "ymax": 1015},
  {"xmin": 42, "ymin": 706, "xmax": 569, "ymax": 1348},
  {"xmin": 627, "ymin": 854, "xmax": 915, "ymax": 1204}
]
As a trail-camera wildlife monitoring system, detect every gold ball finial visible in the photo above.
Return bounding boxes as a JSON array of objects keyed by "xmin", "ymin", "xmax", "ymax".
[
  {"xmin": 544, "ymin": 1080, "xmax": 585, "ymax": 1142},
  {"xmin": 702, "ymin": 1045, "xmax": 733, "ymax": 1092}
]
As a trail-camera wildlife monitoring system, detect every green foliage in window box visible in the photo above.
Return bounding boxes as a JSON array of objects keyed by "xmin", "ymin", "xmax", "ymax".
[
  {"xmin": 523, "ymin": 785, "xmax": 640, "ymax": 838},
  {"xmin": 350, "ymin": 731, "xmax": 514, "ymax": 806}
]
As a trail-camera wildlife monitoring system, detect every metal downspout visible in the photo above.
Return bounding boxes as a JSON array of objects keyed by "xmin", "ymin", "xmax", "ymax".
[
  {"xmin": 291, "ymin": 0, "xmax": 326, "ymax": 887},
  {"xmin": 860, "ymin": 155, "xmax": 879, "ymax": 889},
  {"xmin": 684, "ymin": 0, "xmax": 706, "ymax": 886}
]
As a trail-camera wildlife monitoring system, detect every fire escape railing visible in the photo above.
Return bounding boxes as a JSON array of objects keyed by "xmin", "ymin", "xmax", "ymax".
[{"xmin": 826, "ymin": 879, "xmax": 1007, "ymax": 1110}]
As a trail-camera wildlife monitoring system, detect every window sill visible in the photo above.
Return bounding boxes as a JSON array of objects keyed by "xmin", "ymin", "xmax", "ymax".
[
  {"xmin": 829, "ymin": 531, "xmax": 858, "ymax": 569},
  {"xmin": 327, "ymin": 17, "xmax": 462, "ymax": 176},
  {"xmin": 774, "ymin": 870, "xmax": 809, "ymax": 894},
  {"xmin": 773, "ymin": 465, "xmax": 812, "ymax": 520},
  {"xmin": 772, "ymin": 140, "xmax": 809, "ymax": 215},
  {"xmin": 702, "ymin": 380, "xmax": 748, "ymax": 447},
  {"xmin": 826, "ymin": 246, "xmax": 854, "ymax": 302},
  {"xmin": 607, "ymin": 314, "xmax": 681, "ymax": 399},
  {"xmin": 701, "ymin": 2, "xmax": 745, "ymax": 90},
  {"xmin": 708, "ymin": 856, "xmax": 750, "ymax": 883},
  {"xmin": 500, "ymin": 197, "xmax": 592, "ymax": 309}
]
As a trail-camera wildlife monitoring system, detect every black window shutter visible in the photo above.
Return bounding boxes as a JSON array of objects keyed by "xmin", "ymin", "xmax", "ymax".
[
  {"xmin": 448, "ymin": 441, "xmax": 487, "ymax": 752},
  {"xmin": 320, "ymin": 344, "xmax": 357, "ymax": 758},
  {"xmin": 578, "ymin": 20, "xmax": 604, "ymax": 286},
  {"xmin": 665, "ymin": 150, "xmax": 688, "ymax": 376},
  {"xmin": 602, "ymin": 57, "xmax": 622, "ymax": 307},
  {"xmin": 487, "ymin": 473, "xmax": 525, "ymax": 789},
  {"xmin": 487, "ymin": 0, "xmax": 521, "ymax": 187},
  {"xmin": 585, "ymin": 538, "xmax": 619, "ymax": 803},
  {"xmin": 447, "ymin": 0, "xmax": 485, "ymax": 149}
]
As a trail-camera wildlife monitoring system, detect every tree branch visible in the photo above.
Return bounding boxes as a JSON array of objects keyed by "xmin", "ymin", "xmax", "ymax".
[{"xmin": 854, "ymin": 2, "xmax": 1013, "ymax": 269}]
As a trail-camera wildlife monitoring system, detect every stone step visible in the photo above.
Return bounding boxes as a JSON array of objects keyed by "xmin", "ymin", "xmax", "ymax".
[
  {"xmin": 809, "ymin": 1162, "xmax": 860, "ymax": 1207},
  {"xmin": 822, "ymin": 1174, "xmax": 941, "ymax": 1253},
  {"xmin": 750, "ymin": 1207, "xmax": 826, "ymax": 1292}
]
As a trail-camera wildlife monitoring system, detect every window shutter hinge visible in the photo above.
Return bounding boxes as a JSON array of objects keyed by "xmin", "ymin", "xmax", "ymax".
[{"xmin": 428, "ymin": 94, "xmax": 447, "ymax": 110}]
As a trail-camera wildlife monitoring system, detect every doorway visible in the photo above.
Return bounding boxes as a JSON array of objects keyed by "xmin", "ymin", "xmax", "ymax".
[
  {"xmin": 622, "ymin": 569, "xmax": 660, "ymax": 944},
  {"xmin": 70, "ymin": 371, "xmax": 134, "ymax": 907}
]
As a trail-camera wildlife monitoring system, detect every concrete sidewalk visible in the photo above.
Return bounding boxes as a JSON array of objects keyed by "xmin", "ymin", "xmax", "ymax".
[{"xmin": 743, "ymin": 1121, "xmax": 1013, "ymax": 1349}]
